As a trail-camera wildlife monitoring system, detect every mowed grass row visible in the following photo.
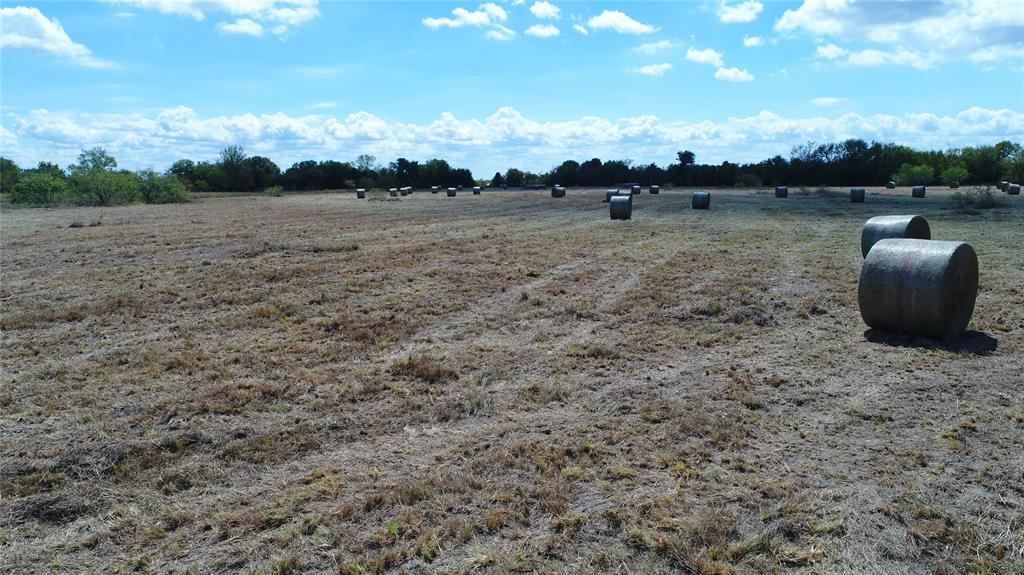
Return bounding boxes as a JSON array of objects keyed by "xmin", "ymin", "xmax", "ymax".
[{"xmin": 1, "ymin": 187, "xmax": 1022, "ymax": 574}]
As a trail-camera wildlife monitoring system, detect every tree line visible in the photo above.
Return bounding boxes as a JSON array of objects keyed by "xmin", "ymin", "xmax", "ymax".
[{"xmin": 2, "ymin": 139, "xmax": 1022, "ymax": 207}]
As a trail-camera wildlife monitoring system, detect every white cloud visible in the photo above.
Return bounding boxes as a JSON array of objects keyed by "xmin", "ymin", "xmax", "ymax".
[
  {"xmin": 629, "ymin": 63, "xmax": 672, "ymax": 76},
  {"xmin": 0, "ymin": 6, "xmax": 116, "ymax": 69},
  {"xmin": 686, "ymin": 47, "xmax": 724, "ymax": 67},
  {"xmin": 714, "ymin": 67, "xmax": 754, "ymax": 81},
  {"xmin": 529, "ymin": 1, "xmax": 560, "ymax": 19},
  {"xmin": 7, "ymin": 105, "xmax": 1022, "ymax": 179},
  {"xmin": 811, "ymin": 97, "xmax": 845, "ymax": 106},
  {"xmin": 486, "ymin": 24, "xmax": 516, "ymax": 41},
  {"xmin": 634, "ymin": 40, "xmax": 677, "ymax": 54},
  {"xmin": 108, "ymin": 0, "xmax": 319, "ymax": 36},
  {"xmin": 525, "ymin": 24, "xmax": 560, "ymax": 38},
  {"xmin": 587, "ymin": 10, "xmax": 658, "ymax": 34},
  {"xmin": 776, "ymin": 0, "xmax": 1024, "ymax": 69},
  {"xmin": 816, "ymin": 43, "xmax": 847, "ymax": 60},
  {"xmin": 743, "ymin": 35, "xmax": 764, "ymax": 47},
  {"xmin": 308, "ymin": 101, "xmax": 336, "ymax": 110},
  {"xmin": 217, "ymin": 18, "xmax": 264, "ymax": 36},
  {"xmin": 572, "ymin": 23, "xmax": 588, "ymax": 35},
  {"xmin": 718, "ymin": 0, "xmax": 764, "ymax": 24}
]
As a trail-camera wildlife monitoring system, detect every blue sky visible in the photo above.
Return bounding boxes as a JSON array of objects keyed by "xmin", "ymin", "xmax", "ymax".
[{"xmin": 1, "ymin": 1, "xmax": 1022, "ymax": 176}]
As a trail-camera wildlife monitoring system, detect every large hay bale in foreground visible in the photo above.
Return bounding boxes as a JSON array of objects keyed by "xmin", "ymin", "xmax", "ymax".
[
  {"xmin": 691, "ymin": 192, "xmax": 711, "ymax": 209},
  {"xmin": 604, "ymin": 189, "xmax": 619, "ymax": 203},
  {"xmin": 775, "ymin": 186, "xmax": 788, "ymax": 198},
  {"xmin": 446, "ymin": 188, "xmax": 457, "ymax": 197},
  {"xmin": 631, "ymin": 185, "xmax": 641, "ymax": 195},
  {"xmin": 1008, "ymin": 183, "xmax": 1021, "ymax": 195},
  {"xmin": 551, "ymin": 186, "xmax": 566, "ymax": 198},
  {"xmin": 858, "ymin": 239, "xmax": 978, "ymax": 341},
  {"xmin": 356, "ymin": 188, "xmax": 366, "ymax": 199},
  {"xmin": 912, "ymin": 185, "xmax": 926, "ymax": 198},
  {"xmin": 850, "ymin": 187, "xmax": 865, "ymax": 203},
  {"xmin": 609, "ymin": 195, "xmax": 632, "ymax": 220},
  {"xmin": 860, "ymin": 215, "xmax": 930, "ymax": 258},
  {"xmin": 649, "ymin": 185, "xmax": 660, "ymax": 195},
  {"xmin": 886, "ymin": 181, "xmax": 896, "ymax": 189}
]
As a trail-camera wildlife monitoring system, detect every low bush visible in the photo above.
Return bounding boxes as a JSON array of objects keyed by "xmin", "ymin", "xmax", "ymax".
[
  {"xmin": 951, "ymin": 186, "xmax": 998, "ymax": 214},
  {"xmin": 70, "ymin": 168, "xmax": 140, "ymax": 206},
  {"xmin": 9, "ymin": 173, "xmax": 69, "ymax": 206},
  {"xmin": 138, "ymin": 170, "xmax": 190, "ymax": 204}
]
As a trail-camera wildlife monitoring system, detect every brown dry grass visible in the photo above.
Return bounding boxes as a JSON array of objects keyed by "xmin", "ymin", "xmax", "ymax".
[{"xmin": 1, "ymin": 186, "xmax": 1022, "ymax": 574}]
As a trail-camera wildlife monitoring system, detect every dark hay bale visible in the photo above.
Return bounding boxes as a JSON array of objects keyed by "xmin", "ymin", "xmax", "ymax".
[
  {"xmin": 886, "ymin": 181, "xmax": 896, "ymax": 189},
  {"xmin": 692, "ymin": 191, "xmax": 711, "ymax": 209},
  {"xmin": 949, "ymin": 181, "xmax": 960, "ymax": 189},
  {"xmin": 850, "ymin": 187, "xmax": 865, "ymax": 203},
  {"xmin": 1008, "ymin": 183, "xmax": 1021, "ymax": 195},
  {"xmin": 860, "ymin": 215, "xmax": 931, "ymax": 258},
  {"xmin": 775, "ymin": 186, "xmax": 788, "ymax": 198},
  {"xmin": 389, "ymin": 188, "xmax": 398, "ymax": 197},
  {"xmin": 609, "ymin": 195, "xmax": 632, "ymax": 220},
  {"xmin": 400, "ymin": 187, "xmax": 410, "ymax": 196},
  {"xmin": 472, "ymin": 187, "xmax": 481, "ymax": 195},
  {"xmin": 604, "ymin": 190, "xmax": 617, "ymax": 202},
  {"xmin": 858, "ymin": 239, "xmax": 978, "ymax": 341},
  {"xmin": 356, "ymin": 188, "xmax": 366, "ymax": 199},
  {"xmin": 446, "ymin": 188, "xmax": 457, "ymax": 197},
  {"xmin": 649, "ymin": 185, "xmax": 660, "ymax": 194},
  {"xmin": 630, "ymin": 185, "xmax": 641, "ymax": 195},
  {"xmin": 998, "ymin": 181, "xmax": 1009, "ymax": 191},
  {"xmin": 431, "ymin": 186, "xmax": 440, "ymax": 194},
  {"xmin": 551, "ymin": 186, "xmax": 566, "ymax": 198},
  {"xmin": 912, "ymin": 185, "xmax": 926, "ymax": 198}
]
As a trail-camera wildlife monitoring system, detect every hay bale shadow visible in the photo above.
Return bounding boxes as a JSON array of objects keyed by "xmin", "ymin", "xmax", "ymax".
[{"xmin": 864, "ymin": 329, "xmax": 998, "ymax": 356}]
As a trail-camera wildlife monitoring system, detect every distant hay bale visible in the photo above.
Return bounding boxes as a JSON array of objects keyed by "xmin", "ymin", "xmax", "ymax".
[
  {"xmin": 860, "ymin": 215, "xmax": 930, "ymax": 258},
  {"xmin": 356, "ymin": 188, "xmax": 366, "ymax": 199},
  {"xmin": 649, "ymin": 185, "xmax": 660, "ymax": 194},
  {"xmin": 1008, "ymin": 183, "xmax": 1021, "ymax": 195},
  {"xmin": 858, "ymin": 239, "xmax": 978, "ymax": 341},
  {"xmin": 630, "ymin": 185, "xmax": 641, "ymax": 195},
  {"xmin": 912, "ymin": 185, "xmax": 926, "ymax": 198},
  {"xmin": 850, "ymin": 187, "xmax": 865, "ymax": 203},
  {"xmin": 609, "ymin": 195, "xmax": 632, "ymax": 220},
  {"xmin": 472, "ymin": 186, "xmax": 481, "ymax": 195},
  {"xmin": 400, "ymin": 187, "xmax": 410, "ymax": 196},
  {"xmin": 998, "ymin": 181, "xmax": 1009, "ymax": 191},
  {"xmin": 949, "ymin": 181, "xmax": 960, "ymax": 189},
  {"xmin": 551, "ymin": 186, "xmax": 566, "ymax": 198},
  {"xmin": 886, "ymin": 181, "xmax": 896, "ymax": 189},
  {"xmin": 431, "ymin": 186, "xmax": 440, "ymax": 194},
  {"xmin": 691, "ymin": 191, "xmax": 711, "ymax": 209},
  {"xmin": 604, "ymin": 189, "xmax": 618, "ymax": 203},
  {"xmin": 775, "ymin": 186, "xmax": 788, "ymax": 198},
  {"xmin": 447, "ymin": 187, "xmax": 457, "ymax": 197},
  {"xmin": 389, "ymin": 188, "xmax": 398, "ymax": 197}
]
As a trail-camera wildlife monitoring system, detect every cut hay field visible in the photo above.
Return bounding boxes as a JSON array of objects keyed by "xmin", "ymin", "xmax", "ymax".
[{"xmin": 1, "ymin": 186, "xmax": 1022, "ymax": 574}]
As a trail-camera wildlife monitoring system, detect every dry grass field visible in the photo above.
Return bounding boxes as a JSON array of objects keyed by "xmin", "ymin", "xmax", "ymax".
[{"xmin": 2, "ymin": 186, "xmax": 1022, "ymax": 574}]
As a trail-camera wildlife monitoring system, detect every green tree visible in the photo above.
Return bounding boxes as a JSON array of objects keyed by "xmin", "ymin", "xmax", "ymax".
[
  {"xmin": 169, "ymin": 159, "xmax": 197, "ymax": 188},
  {"xmin": 32, "ymin": 161, "xmax": 65, "ymax": 179},
  {"xmin": 504, "ymin": 168, "xmax": 525, "ymax": 187},
  {"xmin": 940, "ymin": 165, "xmax": 969, "ymax": 186},
  {"xmin": 71, "ymin": 169, "xmax": 140, "ymax": 205},
  {"xmin": 1, "ymin": 157, "xmax": 22, "ymax": 191},
  {"xmin": 218, "ymin": 145, "xmax": 254, "ymax": 191},
  {"xmin": 247, "ymin": 155, "xmax": 281, "ymax": 189},
  {"xmin": 892, "ymin": 163, "xmax": 934, "ymax": 186},
  {"xmin": 75, "ymin": 147, "xmax": 118, "ymax": 171},
  {"xmin": 356, "ymin": 154, "xmax": 377, "ymax": 172},
  {"xmin": 137, "ymin": 169, "xmax": 189, "ymax": 204},
  {"xmin": 491, "ymin": 171, "xmax": 505, "ymax": 187},
  {"xmin": 10, "ymin": 173, "xmax": 69, "ymax": 205}
]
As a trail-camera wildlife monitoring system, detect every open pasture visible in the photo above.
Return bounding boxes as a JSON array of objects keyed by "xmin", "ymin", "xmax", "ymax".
[{"xmin": 1, "ymin": 186, "xmax": 1022, "ymax": 574}]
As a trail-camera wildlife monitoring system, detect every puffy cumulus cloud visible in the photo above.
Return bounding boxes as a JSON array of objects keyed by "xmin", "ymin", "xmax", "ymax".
[
  {"xmin": 743, "ymin": 35, "xmax": 764, "ymax": 47},
  {"xmin": 6, "ymin": 105, "xmax": 1023, "ymax": 176},
  {"xmin": 423, "ymin": 3, "xmax": 515, "ymax": 40},
  {"xmin": 776, "ymin": 0, "xmax": 1024, "ymax": 69},
  {"xmin": 486, "ymin": 24, "xmax": 516, "ymax": 41},
  {"xmin": 217, "ymin": 18, "xmax": 263, "ymax": 36},
  {"xmin": 686, "ymin": 47, "xmax": 724, "ymax": 67},
  {"xmin": 525, "ymin": 24, "xmax": 559, "ymax": 38},
  {"xmin": 718, "ymin": 0, "xmax": 764, "ymax": 24},
  {"xmin": 529, "ymin": 1, "xmax": 559, "ymax": 19},
  {"xmin": 107, "ymin": 0, "xmax": 319, "ymax": 36},
  {"xmin": 587, "ymin": 10, "xmax": 658, "ymax": 34},
  {"xmin": 714, "ymin": 67, "xmax": 754, "ymax": 81},
  {"xmin": 629, "ymin": 63, "xmax": 672, "ymax": 76},
  {"xmin": 634, "ymin": 40, "xmax": 677, "ymax": 54},
  {"xmin": 0, "ymin": 6, "xmax": 116, "ymax": 68},
  {"xmin": 816, "ymin": 43, "xmax": 846, "ymax": 60}
]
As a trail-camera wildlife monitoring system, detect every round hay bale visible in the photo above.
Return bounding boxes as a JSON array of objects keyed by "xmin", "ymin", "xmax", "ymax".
[
  {"xmin": 604, "ymin": 189, "xmax": 618, "ymax": 203},
  {"xmin": 1008, "ymin": 183, "xmax": 1021, "ymax": 195},
  {"xmin": 886, "ymin": 181, "xmax": 896, "ymax": 189},
  {"xmin": 850, "ymin": 187, "xmax": 865, "ymax": 203},
  {"xmin": 609, "ymin": 195, "xmax": 632, "ymax": 220},
  {"xmin": 649, "ymin": 185, "xmax": 660, "ymax": 194},
  {"xmin": 389, "ymin": 188, "xmax": 398, "ymax": 197},
  {"xmin": 860, "ymin": 215, "xmax": 930, "ymax": 258},
  {"xmin": 472, "ymin": 187, "xmax": 481, "ymax": 195},
  {"xmin": 691, "ymin": 191, "xmax": 711, "ymax": 209},
  {"xmin": 631, "ymin": 185, "xmax": 641, "ymax": 195},
  {"xmin": 446, "ymin": 187, "xmax": 457, "ymax": 197},
  {"xmin": 356, "ymin": 188, "xmax": 366, "ymax": 199},
  {"xmin": 912, "ymin": 185, "xmax": 926, "ymax": 198},
  {"xmin": 431, "ymin": 186, "xmax": 440, "ymax": 194},
  {"xmin": 400, "ymin": 188, "xmax": 410, "ymax": 196},
  {"xmin": 551, "ymin": 186, "xmax": 566, "ymax": 198},
  {"xmin": 949, "ymin": 181, "xmax": 960, "ymax": 189},
  {"xmin": 775, "ymin": 186, "xmax": 788, "ymax": 198},
  {"xmin": 858, "ymin": 239, "xmax": 978, "ymax": 341},
  {"xmin": 998, "ymin": 181, "xmax": 1009, "ymax": 191}
]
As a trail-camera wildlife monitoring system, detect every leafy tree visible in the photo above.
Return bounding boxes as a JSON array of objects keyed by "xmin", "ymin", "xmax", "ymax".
[
  {"xmin": 32, "ymin": 161, "xmax": 65, "ymax": 179},
  {"xmin": 137, "ymin": 169, "xmax": 189, "ymax": 204},
  {"xmin": 491, "ymin": 172, "xmax": 505, "ymax": 187},
  {"xmin": 940, "ymin": 165, "xmax": 969, "ymax": 186},
  {"xmin": 1, "ymin": 157, "xmax": 22, "ymax": 191},
  {"xmin": 355, "ymin": 154, "xmax": 377, "ymax": 172},
  {"xmin": 247, "ymin": 156, "xmax": 281, "ymax": 189},
  {"xmin": 71, "ymin": 169, "xmax": 140, "ymax": 205},
  {"xmin": 504, "ymin": 168, "xmax": 525, "ymax": 187},
  {"xmin": 892, "ymin": 163, "xmax": 934, "ymax": 186},
  {"xmin": 169, "ymin": 159, "xmax": 197, "ymax": 188},
  {"xmin": 10, "ymin": 173, "xmax": 69, "ymax": 205},
  {"xmin": 75, "ymin": 147, "xmax": 117, "ymax": 171},
  {"xmin": 219, "ymin": 145, "xmax": 254, "ymax": 191}
]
